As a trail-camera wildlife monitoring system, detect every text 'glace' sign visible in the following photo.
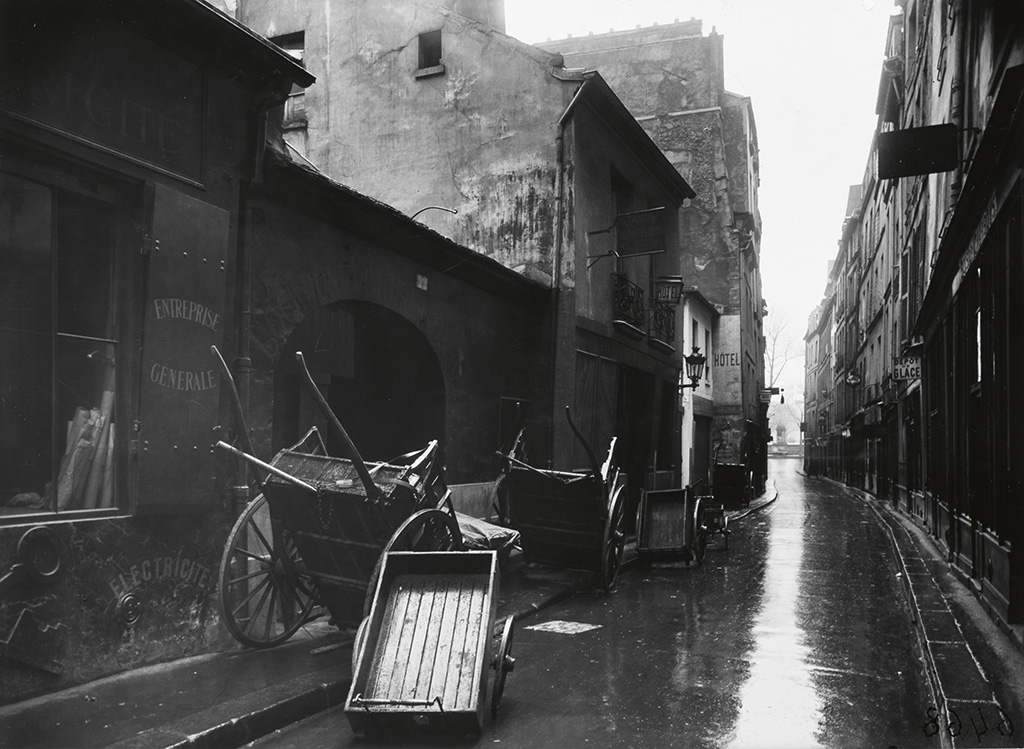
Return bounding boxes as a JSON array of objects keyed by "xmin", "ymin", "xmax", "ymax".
[
  {"xmin": 893, "ymin": 356, "xmax": 921, "ymax": 381},
  {"xmin": 137, "ymin": 185, "xmax": 229, "ymax": 512}
]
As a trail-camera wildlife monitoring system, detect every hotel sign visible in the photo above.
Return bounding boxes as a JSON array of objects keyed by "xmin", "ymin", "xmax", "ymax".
[{"xmin": 893, "ymin": 356, "xmax": 921, "ymax": 381}]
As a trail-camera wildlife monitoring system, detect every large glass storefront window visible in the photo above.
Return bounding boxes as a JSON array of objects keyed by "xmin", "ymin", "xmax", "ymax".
[{"xmin": 1, "ymin": 173, "xmax": 118, "ymax": 517}]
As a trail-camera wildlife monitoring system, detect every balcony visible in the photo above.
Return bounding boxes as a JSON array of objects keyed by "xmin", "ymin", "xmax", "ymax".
[
  {"xmin": 612, "ymin": 272, "xmax": 645, "ymax": 339},
  {"xmin": 649, "ymin": 302, "xmax": 676, "ymax": 352}
]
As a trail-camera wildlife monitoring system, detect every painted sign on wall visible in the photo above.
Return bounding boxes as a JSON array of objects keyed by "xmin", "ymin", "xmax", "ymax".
[{"xmin": 137, "ymin": 185, "xmax": 229, "ymax": 512}]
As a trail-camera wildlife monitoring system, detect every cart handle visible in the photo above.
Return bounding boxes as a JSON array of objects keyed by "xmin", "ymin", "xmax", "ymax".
[
  {"xmin": 351, "ymin": 694, "xmax": 445, "ymax": 713},
  {"xmin": 215, "ymin": 441, "xmax": 317, "ymax": 493},
  {"xmin": 211, "ymin": 345, "xmax": 265, "ymax": 481},
  {"xmin": 494, "ymin": 451, "xmax": 567, "ymax": 481},
  {"xmin": 294, "ymin": 351, "xmax": 384, "ymax": 505}
]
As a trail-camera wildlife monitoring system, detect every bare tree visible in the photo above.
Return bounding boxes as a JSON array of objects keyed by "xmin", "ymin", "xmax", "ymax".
[{"xmin": 763, "ymin": 301, "xmax": 803, "ymax": 389}]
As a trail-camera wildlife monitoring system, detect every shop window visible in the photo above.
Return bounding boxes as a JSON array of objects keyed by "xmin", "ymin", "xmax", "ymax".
[
  {"xmin": 1, "ymin": 173, "xmax": 119, "ymax": 519},
  {"xmin": 416, "ymin": 30, "xmax": 444, "ymax": 78}
]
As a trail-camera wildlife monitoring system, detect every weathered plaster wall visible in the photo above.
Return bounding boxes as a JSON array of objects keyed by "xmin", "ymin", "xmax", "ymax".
[
  {"xmin": 641, "ymin": 111, "xmax": 737, "ymax": 310},
  {"xmin": 538, "ymin": 21, "xmax": 720, "ymax": 115},
  {"xmin": 241, "ymin": 0, "xmax": 566, "ymax": 282}
]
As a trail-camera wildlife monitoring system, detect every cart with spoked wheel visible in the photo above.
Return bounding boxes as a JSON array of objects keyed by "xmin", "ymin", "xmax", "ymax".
[
  {"xmin": 635, "ymin": 485, "xmax": 709, "ymax": 565},
  {"xmin": 215, "ymin": 349, "xmax": 463, "ymax": 648},
  {"xmin": 494, "ymin": 408, "xmax": 627, "ymax": 591}
]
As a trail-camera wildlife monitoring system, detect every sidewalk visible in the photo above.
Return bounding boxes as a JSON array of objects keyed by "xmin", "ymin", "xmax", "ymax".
[
  {"xmin": 819, "ymin": 477, "xmax": 1024, "ymax": 749},
  {"xmin": 0, "ymin": 488, "xmax": 777, "ymax": 749}
]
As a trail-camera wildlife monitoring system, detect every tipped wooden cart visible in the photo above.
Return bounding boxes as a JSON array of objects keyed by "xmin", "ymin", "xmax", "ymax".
[
  {"xmin": 635, "ymin": 486, "xmax": 710, "ymax": 564},
  {"xmin": 345, "ymin": 550, "xmax": 515, "ymax": 739},
  {"xmin": 215, "ymin": 349, "xmax": 462, "ymax": 648},
  {"xmin": 495, "ymin": 408, "xmax": 627, "ymax": 591}
]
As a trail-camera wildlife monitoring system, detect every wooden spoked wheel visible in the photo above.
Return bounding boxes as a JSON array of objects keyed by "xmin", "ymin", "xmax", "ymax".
[
  {"xmin": 600, "ymin": 484, "xmax": 627, "ymax": 591},
  {"xmin": 491, "ymin": 616, "xmax": 515, "ymax": 719},
  {"xmin": 692, "ymin": 499, "xmax": 708, "ymax": 566},
  {"xmin": 362, "ymin": 508, "xmax": 465, "ymax": 617},
  {"xmin": 219, "ymin": 494, "xmax": 318, "ymax": 648}
]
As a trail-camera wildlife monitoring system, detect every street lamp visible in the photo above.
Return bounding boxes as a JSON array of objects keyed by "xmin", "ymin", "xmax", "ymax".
[{"xmin": 680, "ymin": 346, "xmax": 707, "ymax": 389}]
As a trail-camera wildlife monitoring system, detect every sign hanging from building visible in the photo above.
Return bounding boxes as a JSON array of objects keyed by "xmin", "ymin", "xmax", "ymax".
[
  {"xmin": 616, "ymin": 207, "xmax": 665, "ymax": 257},
  {"xmin": 893, "ymin": 356, "xmax": 921, "ymax": 381},
  {"xmin": 654, "ymin": 276, "xmax": 683, "ymax": 304},
  {"xmin": 877, "ymin": 124, "xmax": 958, "ymax": 180}
]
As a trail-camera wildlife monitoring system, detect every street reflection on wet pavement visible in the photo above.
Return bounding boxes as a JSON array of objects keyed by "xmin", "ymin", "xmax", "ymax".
[
  {"xmin": 495, "ymin": 458, "xmax": 934, "ymax": 748},
  {"xmin": 251, "ymin": 459, "xmax": 938, "ymax": 748}
]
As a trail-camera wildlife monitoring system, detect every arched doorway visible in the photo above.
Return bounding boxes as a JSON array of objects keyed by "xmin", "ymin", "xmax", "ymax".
[{"xmin": 272, "ymin": 301, "xmax": 445, "ymax": 462}]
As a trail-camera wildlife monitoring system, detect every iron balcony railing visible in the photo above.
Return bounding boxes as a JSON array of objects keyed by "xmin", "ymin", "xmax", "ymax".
[
  {"xmin": 650, "ymin": 302, "xmax": 675, "ymax": 347},
  {"xmin": 612, "ymin": 272, "xmax": 645, "ymax": 331}
]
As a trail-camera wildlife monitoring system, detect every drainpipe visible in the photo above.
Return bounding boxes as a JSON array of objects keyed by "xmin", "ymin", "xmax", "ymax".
[
  {"xmin": 949, "ymin": 0, "xmax": 966, "ymax": 202},
  {"xmin": 231, "ymin": 85, "xmax": 289, "ymax": 515}
]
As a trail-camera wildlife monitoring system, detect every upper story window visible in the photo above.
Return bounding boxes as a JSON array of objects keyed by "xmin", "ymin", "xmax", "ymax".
[
  {"xmin": 271, "ymin": 32, "xmax": 306, "ymax": 127},
  {"xmin": 416, "ymin": 30, "xmax": 445, "ymax": 78}
]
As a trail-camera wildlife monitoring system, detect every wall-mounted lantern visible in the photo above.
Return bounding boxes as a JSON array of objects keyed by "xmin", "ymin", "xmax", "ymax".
[{"xmin": 680, "ymin": 346, "xmax": 707, "ymax": 389}]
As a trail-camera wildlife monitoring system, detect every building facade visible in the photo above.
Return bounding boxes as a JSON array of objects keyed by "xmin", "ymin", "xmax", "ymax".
[
  {"xmin": 536, "ymin": 20, "xmax": 768, "ymax": 500},
  {"xmin": 237, "ymin": 1, "xmax": 699, "ymax": 520},
  {"xmin": 804, "ymin": 0, "xmax": 1024, "ymax": 630},
  {"xmin": 0, "ymin": 0, "xmax": 313, "ymax": 701},
  {"xmin": 0, "ymin": 0, "xmax": 548, "ymax": 703}
]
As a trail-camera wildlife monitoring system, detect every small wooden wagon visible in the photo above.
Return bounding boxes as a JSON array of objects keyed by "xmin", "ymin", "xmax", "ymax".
[
  {"xmin": 495, "ymin": 408, "xmax": 627, "ymax": 591},
  {"xmin": 636, "ymin": 486, "xmax": 709, "ymax": 564},
  {"xmin": 216, "ymin": 350, "xmax": 462, "ymax": 648},
  {"xmin": 345, "ymin": 550, "xmax": 515, "ymax": 738}
]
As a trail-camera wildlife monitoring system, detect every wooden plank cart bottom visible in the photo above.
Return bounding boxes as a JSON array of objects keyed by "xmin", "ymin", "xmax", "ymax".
[{"xmin": 345, "ymin": 551, "xmax": 514, "ymax": 739}]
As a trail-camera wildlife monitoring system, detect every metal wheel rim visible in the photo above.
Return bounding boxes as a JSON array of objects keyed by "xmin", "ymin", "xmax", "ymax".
[
  {"xmin": 601, "ymin": 485, "xmax": 627, "ymax": 591},
  {"xmin": 491, "ymin": 616, "xmax": 515, "ymax": 720},
  {"xmin": 692, "ymin": 498, "xmax": 708, "ymax": 565},
  {"xmin": 219, "ymin": 494, "xmax": 318, "ymax": 648}
]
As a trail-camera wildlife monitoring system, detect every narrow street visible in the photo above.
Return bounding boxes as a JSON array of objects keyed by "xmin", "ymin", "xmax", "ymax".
[{"xmin": 250, "ymin": 458, "xmax": 936, "ymax": 748}]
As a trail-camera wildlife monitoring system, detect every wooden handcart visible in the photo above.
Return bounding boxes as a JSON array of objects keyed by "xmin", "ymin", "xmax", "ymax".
[
  {"xmin": 345, "ymin": 550, "xmax": 515, "ymax": 738},
  {"xmin": 495, "ymin": 408, "xmax": 627, "ymax": 591},
  {"xmin": 215, "ymin": 350, "xmax": 462, "ymax": 648},
  {"xmin": 635, "ymin": 485, "xmax": 709, "ymax": 564}
]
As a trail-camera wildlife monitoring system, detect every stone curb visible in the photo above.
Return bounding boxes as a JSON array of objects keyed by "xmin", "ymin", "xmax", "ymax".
[
  {"xmin": 171, "ymin": 557, "xmax": 620, "ymax": 748},
  {"xmin": 812, "ymin": 475, "xmax": 953, "ymax": 749}
]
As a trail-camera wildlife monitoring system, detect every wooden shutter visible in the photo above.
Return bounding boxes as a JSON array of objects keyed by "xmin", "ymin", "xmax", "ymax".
[{"xmin": 136, "ymin": 184, "xmax": 230, "ymax": 514}]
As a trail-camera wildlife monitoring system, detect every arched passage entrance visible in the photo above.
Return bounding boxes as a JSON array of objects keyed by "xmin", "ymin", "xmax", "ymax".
[{"xmin": 272, "ymin": 301, "xmax": 445, "ymax": 462}]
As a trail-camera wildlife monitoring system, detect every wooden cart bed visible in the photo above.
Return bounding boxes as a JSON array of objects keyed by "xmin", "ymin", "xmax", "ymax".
[{"xmin": 347, "ymin": 551, "xmax": 500, "ymax": 737}]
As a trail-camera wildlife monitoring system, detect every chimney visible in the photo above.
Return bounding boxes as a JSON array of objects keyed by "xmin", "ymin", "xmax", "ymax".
[{"xmin": 451, "ymin": 0, "xmax": 506, "ymax": 33}]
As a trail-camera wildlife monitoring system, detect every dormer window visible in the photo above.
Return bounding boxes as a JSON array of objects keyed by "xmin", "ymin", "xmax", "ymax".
[{"xmin": 415, "ymin": 30, "xmax": 445, "ymax": 78}]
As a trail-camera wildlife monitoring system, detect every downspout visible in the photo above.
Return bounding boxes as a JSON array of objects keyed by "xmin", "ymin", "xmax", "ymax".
[
  {"xmin": 231, "ymin": 83, "xmax": 290, "ymax": 516},
  {"xmin": 949, "ymin": 0, "xmax": 966, "ymax": 203}
]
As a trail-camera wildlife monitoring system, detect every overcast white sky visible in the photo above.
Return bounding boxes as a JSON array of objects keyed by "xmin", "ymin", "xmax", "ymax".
[{"xmin": 505, "ymin": 0, "xmax": 897, "ymax": 394}]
